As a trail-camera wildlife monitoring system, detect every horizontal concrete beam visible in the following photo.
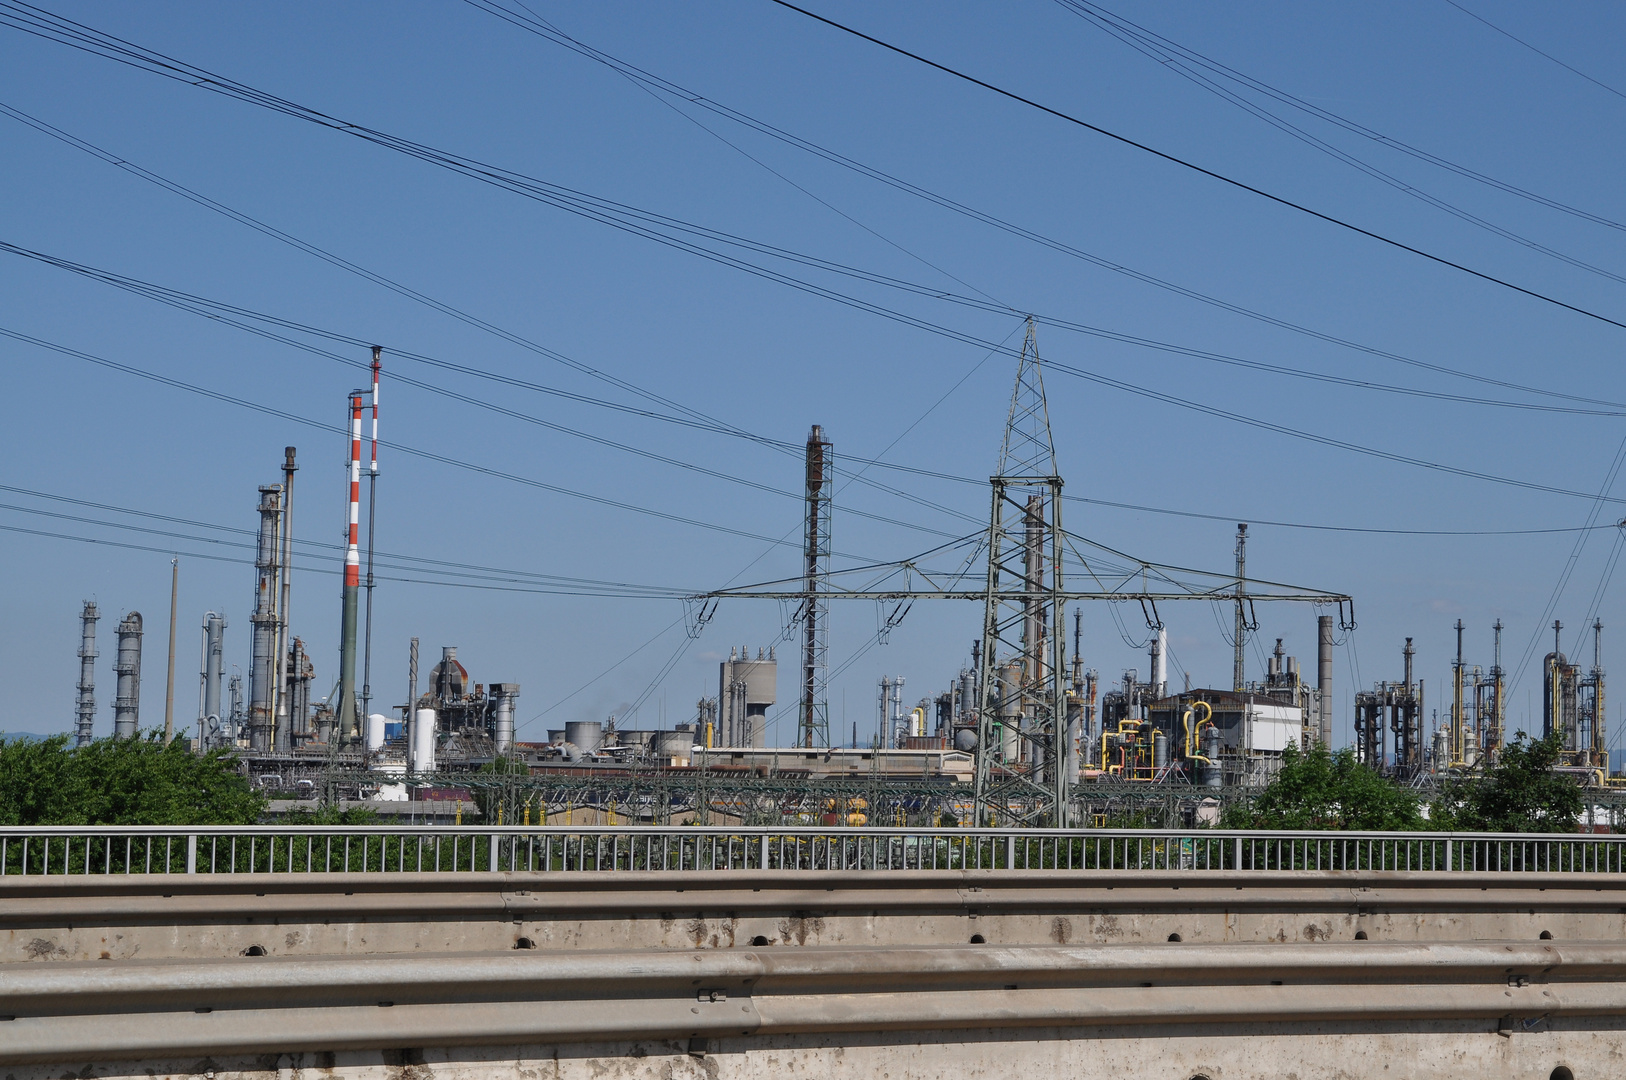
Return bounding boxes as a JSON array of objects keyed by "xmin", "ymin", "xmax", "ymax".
[{"xmin": 0, "ymin": 940, "xmax": 1615, "ymax": 1064}]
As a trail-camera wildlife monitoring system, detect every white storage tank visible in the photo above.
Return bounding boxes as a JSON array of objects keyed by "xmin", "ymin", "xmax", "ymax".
[
  {"xmin": 413, "ymin": 707, "xmax": 437, "ymax": 772},
  {"xmin": 365, "ymin": 712, "xmax": 387, "ymax": 752}
]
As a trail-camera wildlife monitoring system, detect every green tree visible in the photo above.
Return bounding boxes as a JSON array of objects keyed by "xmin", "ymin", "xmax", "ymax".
[
  {"xmin": 1433, "ymin": 731, "xmax": 1582, "ymax": 833},
  {"xmin": 0, "ymin": 731, "xmax": 264, "ymax": 826},
  {"xmin": 1222, "ymin": 743, "xmax": 1426, "ymax": 830}
]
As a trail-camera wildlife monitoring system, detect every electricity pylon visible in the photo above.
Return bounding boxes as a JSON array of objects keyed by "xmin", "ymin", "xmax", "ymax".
[{"xmin": 973, "ymin": 319, "xmax": 1071, "ymax": 826}]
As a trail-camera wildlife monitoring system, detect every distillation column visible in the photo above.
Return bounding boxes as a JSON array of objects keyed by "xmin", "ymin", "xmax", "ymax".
[
  {"xmin": 75, "ymin": 601, "xmax": 99, "ymax": 746},
  {"xmin": 112, "ymin": 612, "xmax": 143, "ymax": 739},
  {"xmin": 201, "ymin": 612, "xmax": 226, "ymax": 745},
  {"xmin": 248, "ymin": 485, "xmax": 283, "ymax": 753}
]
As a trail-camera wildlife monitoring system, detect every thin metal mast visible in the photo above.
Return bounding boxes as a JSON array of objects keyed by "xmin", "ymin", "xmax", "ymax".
[
  {"xmin": 273, "ymin": 447, "xmax": 297, "ymax": 749},
  {"xmin": 972, "ymin": 318, "xmax": 1068, "ymax": 826},
  {"xmin": 362, "ymin": 349, "xmax": 380, "ymax": 735},
  {"xmin": 1232, "ymin": 524, "xmax": 1248, "ymax": 691},
  {"xmin": 1490, "ymin": 619, "xmax": 1504, "ymax": 757},
  {"xmin": 1592, "ymin": 619, "xmax": 1606, "ymax": 764},
  {"xmin": 799, "ymin": 424, "xmax": 832, "ymax": 748},
  {"xmin": 1452, "ymin": 618, "xmax": 1465, "ymax": 768}
]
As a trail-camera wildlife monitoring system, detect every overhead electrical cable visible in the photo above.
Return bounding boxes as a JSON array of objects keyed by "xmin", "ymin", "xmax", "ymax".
[
  {"xmin": 12, "ymin": 238, "xmax": 1622, "ymax": 428},
  {"xmin": 1507, "ymin": 432, "xmax": 1626, "ymax": 696},
  {"xmin": 7, "ymin": 8, "xmax": 1625, "ymax": 416},
  {"xmin": 0, "ymin": 324, "xmax": 867, "ymax": 554},
  {"xmin": 1441, "ymin": 0, "xmax": 1626, "ymax": 103},
  {"xmin": 6, "ymin": 239, "xmax": 1620, "ymax": 524},
  {"xmin": 765, "ymin": 0, "xmax": 1626, "ymax": 332},
  {"xmin": 0, "ymin": 486, "xmax": 695, "ymax": 596},
  {"xmin": 0, "ymin": 242, "xmax": 982, "ymax": 537},
  {"xmin": 462, "ymin": 2, "xmax": 1616, "ymax": 412},
  {"xmin": 1054, "ymin": 0, "xmax": 1626, "ymax": 236}
]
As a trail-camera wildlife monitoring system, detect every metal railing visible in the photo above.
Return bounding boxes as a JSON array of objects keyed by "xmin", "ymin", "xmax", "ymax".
[{"xmin": 1, "ymin": 826, "xmax": 1622, "ymax": 878}]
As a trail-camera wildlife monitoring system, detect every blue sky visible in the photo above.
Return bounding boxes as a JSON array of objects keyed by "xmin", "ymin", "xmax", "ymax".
[{"xmin": 3, "ymin": 1, "xmax": 1624, "ymax": 752}]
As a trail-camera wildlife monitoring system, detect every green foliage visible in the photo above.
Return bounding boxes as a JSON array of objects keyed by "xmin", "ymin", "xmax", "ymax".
[
  {"xmin": 0, "ymin": 731, "xmax": 264, "ymax": 826},
  {"xmin": 280, "ymin": 804, "xmax": 381, "ymax": 825},
  {"xmin": 1222, "ymin": 742, "xmax": 1426, "ymax": 831},
  {"xmin": 1433, "ymin": 731, "xmax": 1582, "ymax": 833}
]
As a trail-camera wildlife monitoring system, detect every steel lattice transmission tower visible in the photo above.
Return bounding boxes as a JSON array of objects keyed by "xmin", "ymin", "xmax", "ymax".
[
  {"xmin": 799, "ymin": 425, "xmax": 833, "ymax": 748},
  {"xmin": 973, "ymin": 320, "xmax": 1071, "ymax": 825}
]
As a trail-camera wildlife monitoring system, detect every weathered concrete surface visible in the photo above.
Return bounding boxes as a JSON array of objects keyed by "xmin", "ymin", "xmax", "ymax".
[
  {"xmin": 1, "ymin": 1020, "xmax": 1620, "ymax": 1080},
  {"xmin": 5, "ymin": 871, "xmax": 1624, "ymax": 1077},
  {"xmin": 2, "ymin": 869, "xmax": 1621, "ymax": 961}
]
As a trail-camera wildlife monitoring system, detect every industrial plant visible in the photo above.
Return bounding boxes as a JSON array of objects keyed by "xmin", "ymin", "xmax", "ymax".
[{"xmin": 61, "ymin": 330, "xmax": 1623, "ymax": 827}]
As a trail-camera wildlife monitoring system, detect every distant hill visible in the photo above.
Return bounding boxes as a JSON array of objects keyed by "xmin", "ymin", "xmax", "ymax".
[{"xmin": 0, "ymin": 731, "xmax": 60, "ymax": 743}]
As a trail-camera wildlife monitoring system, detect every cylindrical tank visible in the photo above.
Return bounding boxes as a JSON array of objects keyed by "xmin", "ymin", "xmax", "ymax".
[
  {"xmin": 365, "ymin": 712, "xmax": 387, "ymax": 752},
  {"xmin": 1433, "ymin": 727, "xmax": 1450, "ymax": 772},
  {"xmin": 1152, "ymin": 728, "xmax": 1169, "ymax": 769},
  {"xmin": 998, "ymin": 661, "xmax": 1024, "ymax": 763},
  {"xmin": 1201, "ymin": 723, "xmax": 1223, "ymax": 788},
  {"xmin": 954, "ymin": 726, "xmax": 978, "ymax": 753},
  {"xmin": 491, "ymin": 683, "xmax": 518, "ymax": 755},
  {"xmin": 113, "ymin": 611, "xmax": 143, "ymax": 739},
  {"xmin": 412, "ymin": 707, "xmax": 437, "ymax": 772},
  {"xmin": 1463, "ymin": 727, "xmax": 1480, "ymax": 768},
  {"xmin": 653, "ymin": 728, "xmax": 694, "ymax": 760},
  {"xmin": 566, "ymin": 720, "xmax": 604, "ymax": 756}
]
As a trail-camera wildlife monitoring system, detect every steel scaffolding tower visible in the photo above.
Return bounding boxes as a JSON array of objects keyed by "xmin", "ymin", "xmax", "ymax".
[
  {"xmin": 799, "ymin": 425, "xmax": 832, "ymax": 748},
  {"xmin": 973, "ymin": 321, "xmax": 1069, "ymax": 826}
]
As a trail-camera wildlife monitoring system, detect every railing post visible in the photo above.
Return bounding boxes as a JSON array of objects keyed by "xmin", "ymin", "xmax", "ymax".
[
  {"xmin": 1233, "ymin": 836, "xmax": 1242, "ymax": 870},
  {"xmin": 488, "ymin": 833, "xmax": 499, "ymax": 873},
  {"xmin": 186, "ymin": 834, "xmax": 197, "ymax": 875},
  {"xmin": 1006, "ymin": 833, "xmax": 1016, "ymax": 869},
  {"xmin": 1444, "ymin": 838, "xmax": 1453, "ymax": 872}
]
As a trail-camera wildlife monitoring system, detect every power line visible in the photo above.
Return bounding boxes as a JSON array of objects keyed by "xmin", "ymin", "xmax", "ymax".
[
  {"xmin": 1055, "ymin": 0, "xmax": 1626, "ymax": 235},
  {"xmin": 0, "ymin": 324, "xmax": 844, "ymax": 552},
  {"xmin": 463, "ymin": 2, "xmax": 1618, "ymax": 412},
  {"xmin": 766, "ymin": 0, "xmax": 1626, "ymax": 332},
  {"xmin": 1442, "ymin": 0, "xmax": 1626, "ymax": 103}
]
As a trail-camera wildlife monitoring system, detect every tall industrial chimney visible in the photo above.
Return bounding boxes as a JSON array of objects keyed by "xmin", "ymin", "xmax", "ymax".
[
  {"xmin": 112, "ymin": 611, "xmax": 143, "ymax": 739},
  {"xmin": 75, "ymin": 601, "xmax": 99, "ymax": 746},
  {"xmin": 1317, "ymin": 615, "xmax": 1334, "ymax": 748},
  {"xmin": 335, "ymin": 390, "xmax": 366, "ymax": 744},
  {"xmin": 248, "ymin": 484, "xmax": 283, "ymax": 752}
]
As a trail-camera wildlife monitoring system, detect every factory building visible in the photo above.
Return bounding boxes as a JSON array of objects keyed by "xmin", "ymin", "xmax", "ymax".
[
  {"xmin": 1101, "ymin": 634, "xmax": 1330, "ymax": 788},
  {"xmin": 717, "ymin": 646, "xmax": 775, "ymax": 747}
]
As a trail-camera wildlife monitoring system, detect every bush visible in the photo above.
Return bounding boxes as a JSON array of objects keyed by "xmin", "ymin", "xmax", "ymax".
[
  {"xmin": 0, "ymin": 731, "xmax": 264, "ymax": 826},
  {"xmin": 1222, "ymin": 742, "xmax": 1425, "ymax": 831},
  {"xmin": 1433, "ymin": 731, "xmax": 1581, "ymax": 833}
]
